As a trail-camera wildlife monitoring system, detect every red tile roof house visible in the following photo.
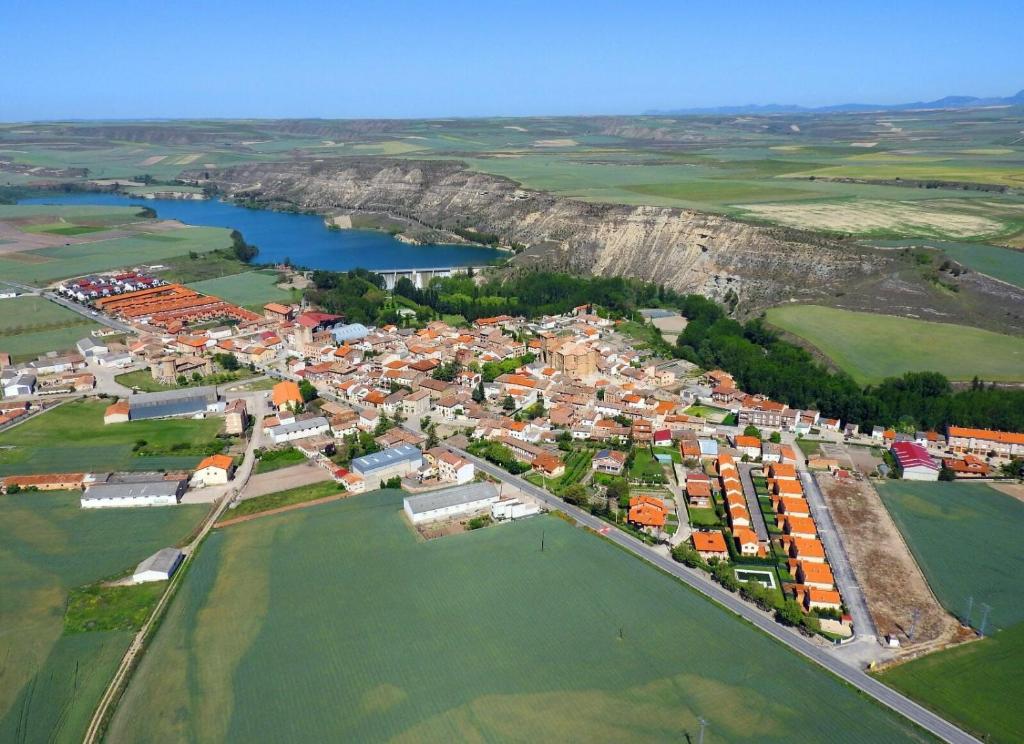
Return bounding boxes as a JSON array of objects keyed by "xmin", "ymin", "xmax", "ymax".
[{"xmin": 692, "ymin": 531, "xmax": 729, "ymax": 561}]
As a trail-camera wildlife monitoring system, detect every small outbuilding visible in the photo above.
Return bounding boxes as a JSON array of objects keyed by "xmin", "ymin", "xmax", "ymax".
[{"xmin": 133, "ymin": 547, "xmax": 184, "ymax": 583}]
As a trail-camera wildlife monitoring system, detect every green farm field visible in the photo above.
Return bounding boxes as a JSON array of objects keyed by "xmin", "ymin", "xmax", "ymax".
[
  {"xmin": 186, "ymin": 270, "xmax": 296, "ymax": 306},
  {"xmin": 879, "ymin": 623, "xmax": 1024, "ymax": 744},
  {"xmin": 0, "ymin": 226, "xmax": 233, "ymax": 285},
  {"xmin": 107, "ymin": 490, "xmax": 932, "ymax": 743},
  {"xmin": 0, "ymin": 399, "xmax": 225, "ymax": 476},
  {"xmin": 877, "ymin": 481, "xmax": 1024, "ymax": 632},
  {"xmin": 765, "ymin": 305, "xmax": 1024, "ymax": 384},
  {"xmin": 0, "ymin": 490, "xmax": 207, "ymax": 744},
  {"xmin": 0, "ymin": 295, "xmax": 99, "ymax": 361}
]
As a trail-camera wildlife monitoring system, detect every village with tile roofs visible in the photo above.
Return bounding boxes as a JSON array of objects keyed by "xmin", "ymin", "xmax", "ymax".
[{"xmin": 2, "ymin": 272, "xmax": 1024, "ymax": 649}]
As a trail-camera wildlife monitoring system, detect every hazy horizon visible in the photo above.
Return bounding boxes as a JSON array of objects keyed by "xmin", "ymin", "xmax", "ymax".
[{"xmin": 2, "ymin": 0, "xmax": 1022, "ymax": 120}]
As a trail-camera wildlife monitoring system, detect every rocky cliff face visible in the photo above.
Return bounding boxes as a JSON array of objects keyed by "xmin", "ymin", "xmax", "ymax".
[{"xmin": 187, "ymin": 158, "xmax": 882, "ymax": 312}]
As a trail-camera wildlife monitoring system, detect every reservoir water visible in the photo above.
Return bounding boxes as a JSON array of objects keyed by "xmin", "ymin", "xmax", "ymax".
[{"xmin": 18, "ymin": 194, "xmax": 507, "ymax": 272}]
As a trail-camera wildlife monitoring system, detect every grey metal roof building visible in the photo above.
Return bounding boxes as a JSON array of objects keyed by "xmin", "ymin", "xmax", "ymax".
[
  {"xmin": 81, "ymin": 478, "xmax": 187, "ymax": 507},
  {"xmin": 129, "ymin": 386, "xmax": 219, "ymax": 421},
  {"xmin": 133, "ymin": 547, "xmax": 184, "ymax": 582},
  {"xmin": 351, "ymin": 443, "xmax": 422, "ymax": 475},
  {"xmin": 403, "ymin": 482, "xmax": 499, "ymax": 523},
  {"xmin": 331, "ymin": 323, "xmax": 370, "ymax": 343}
]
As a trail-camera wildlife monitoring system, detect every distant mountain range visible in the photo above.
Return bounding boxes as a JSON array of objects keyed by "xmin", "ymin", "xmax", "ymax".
[{"xmin": 647, "ymin": 89, "xmax": 1024, "ymax": 115}]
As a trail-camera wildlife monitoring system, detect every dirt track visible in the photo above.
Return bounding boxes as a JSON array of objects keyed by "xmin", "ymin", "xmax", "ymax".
[
  {"xmin": 216, "ymin": 492, "xmax": 348, "ymax": 528},
  {"xmin": 818, "ymin": 473, "xmax": 961, "ymax": 653}
]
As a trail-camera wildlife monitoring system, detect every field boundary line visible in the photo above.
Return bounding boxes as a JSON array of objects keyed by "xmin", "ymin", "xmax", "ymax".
[{"xmin": 216, "ymin": 492, "xmax": 348, "ymax": 527}]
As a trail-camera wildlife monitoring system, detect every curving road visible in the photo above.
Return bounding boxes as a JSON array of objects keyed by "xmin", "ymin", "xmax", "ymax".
[{"xmin": 451, "ymin": 444, "xmax": 979, "ymax": 744}]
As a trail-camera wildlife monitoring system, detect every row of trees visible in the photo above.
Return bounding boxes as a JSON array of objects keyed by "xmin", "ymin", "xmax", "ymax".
[{"xmin": 674, "ymin": 296, "xmax": 1024, "ymax": 432}]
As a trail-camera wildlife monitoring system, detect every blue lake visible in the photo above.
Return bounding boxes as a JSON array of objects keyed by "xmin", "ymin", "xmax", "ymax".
[{"xmin": 18, "ymin": 193, "xmax": 507, "ymax": 272}]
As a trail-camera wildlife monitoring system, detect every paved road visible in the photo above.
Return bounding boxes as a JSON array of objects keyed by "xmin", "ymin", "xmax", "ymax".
[
  {"xmin": 451, "ymin": 444, "xmax": 979, "ymax": 744},
  {"xmin": 799, "ymin": 469, "xmax": 878, "ymax": 642},
  {"xmin": 738, "ymin": 462, "xmax": 769, "ymax": 541},
  {"xmin": 83, "ymin": 390, "xmax": 268, "ymax": 744}
]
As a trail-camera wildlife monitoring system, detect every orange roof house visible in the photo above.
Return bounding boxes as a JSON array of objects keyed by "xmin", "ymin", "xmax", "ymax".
[
  {"xmin": 272, "ymin": 380, "xmax": 303, "ymax": 410},
  {"xmin": 531, "ymin": 452, "xmax": 566, "ymax": 478},
  {"xmin": 104, "ymin": 400, "xmax": 130, "ymax": 424},
  {"xmin": 195, "ymin": 454, "xmax": 234, "ymax": 472},
  {"xmin": 795, "ymin": 561, "xmax": 835, "ymax": 589},
  {"xmin": 629, "ymin": 497, "xmax": 667, "ymax": 528},
  {"xmin": 772, "ymin": 479, "xmax": 804, "ymax": 496},
  {"xmin": 767, "ymin": 463, "xmax": 797, "ymax": 480},
  {"xmin": 692, "ymin": 531, "xmax": 729, "ymax": 558},
  {"xmin": 787, "ymin": 537, "xmax": 826, "ymax": 562}
]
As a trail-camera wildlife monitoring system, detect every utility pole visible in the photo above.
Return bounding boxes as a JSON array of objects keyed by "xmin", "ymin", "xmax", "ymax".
[
  {"xmin": 963, "ymin": 595, "xmax": 974, "ymax": 627},
  {"xmin": 541, "ymin": 529, "xmax": 545, "ymax": 553},
  {"xmin": 979, "ymin": 604, "xmax": 992, "ymax": 638},
  {"xmin": 907, "ymin": 608, "xmax": 921, "ymax": 641},
  {"xmin": 697, "ymin": 717, "xmax": 709, "ymax": 744}
]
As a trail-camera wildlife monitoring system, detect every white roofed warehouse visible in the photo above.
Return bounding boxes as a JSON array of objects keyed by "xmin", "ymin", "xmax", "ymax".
[
  {"xmin": 403, "ymin": 482, "xmax": 500, "ymax": 524},
  {"xmin": 133, "ymin": 547, "xmax": 184, "ymax": 583}
]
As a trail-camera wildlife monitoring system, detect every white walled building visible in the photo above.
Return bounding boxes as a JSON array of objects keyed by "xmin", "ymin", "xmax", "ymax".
[{"xmin": 403, "ymin": 482, "xmax": 499, "ymax": 524}]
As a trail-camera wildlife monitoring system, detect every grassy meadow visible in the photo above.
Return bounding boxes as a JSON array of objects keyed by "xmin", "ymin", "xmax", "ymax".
[
  {"xmin": 186, "ymin": 270, "xmax": 296, "ymax": 307},
  {"xmin": 879, "ymin": 623, "xmax": 1024, "ymax": 744},
  {"xmin": 765, "ymin": 305, "xmax": 1024, "ymax": 384},
  {"xmin": 877, "ymin": 481, "xmax": 1024, "ymax": 632},
  {"xmin": 107, "ymin": 489, "xmax": 932, "ymax": 743},
  {"xmin": 0, "ymin": 399, "xmax": 225, "ymax": 476},
  {"xmin": 0, "ymin": 204, "xmax": 234, "ymax": 285},
  {"xmin": 0, "ymin": 295, "xmax": 99, "ymax": 361},
  {"xmin": 0, "ymin": 490, "xmax": 207, "ymax": 744}
]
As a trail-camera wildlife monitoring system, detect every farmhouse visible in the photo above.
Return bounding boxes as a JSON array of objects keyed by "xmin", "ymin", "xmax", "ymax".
[
  {"xmin": 103, "ymin": 400, "xmax": 131, "ymax": 424},
  {"xmin": 403, "ymin": 481, "xmax": 500, "ymax": 524},
  {"xmin": 2, "ymin": 472, "xmax": 86, "ymax": 493},
  {"xmin": 133, "ymin": 548, "xmax": 184, "ymax": 584},
  {"xmin": 192, "ymin": 454, "xmax": 235, "ymax": 486},
  {"xmin": 351, "ymin": 443, "xmax": 423, "ymax": 489}
]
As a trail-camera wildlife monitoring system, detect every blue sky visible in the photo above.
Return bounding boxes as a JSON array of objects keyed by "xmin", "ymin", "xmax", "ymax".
[{"xmin": 1, "ymin": 0, "xmax": 1021, "ymax": 120}]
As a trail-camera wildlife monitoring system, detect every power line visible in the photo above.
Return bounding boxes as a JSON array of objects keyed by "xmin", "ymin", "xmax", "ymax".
[
  {"xmin": 697, "ymin": 717, "xmax": 709, "ymax": 744},
  {"xmin": 979, "ymin": 604, "xmax": 992, "ymax": 638}
]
